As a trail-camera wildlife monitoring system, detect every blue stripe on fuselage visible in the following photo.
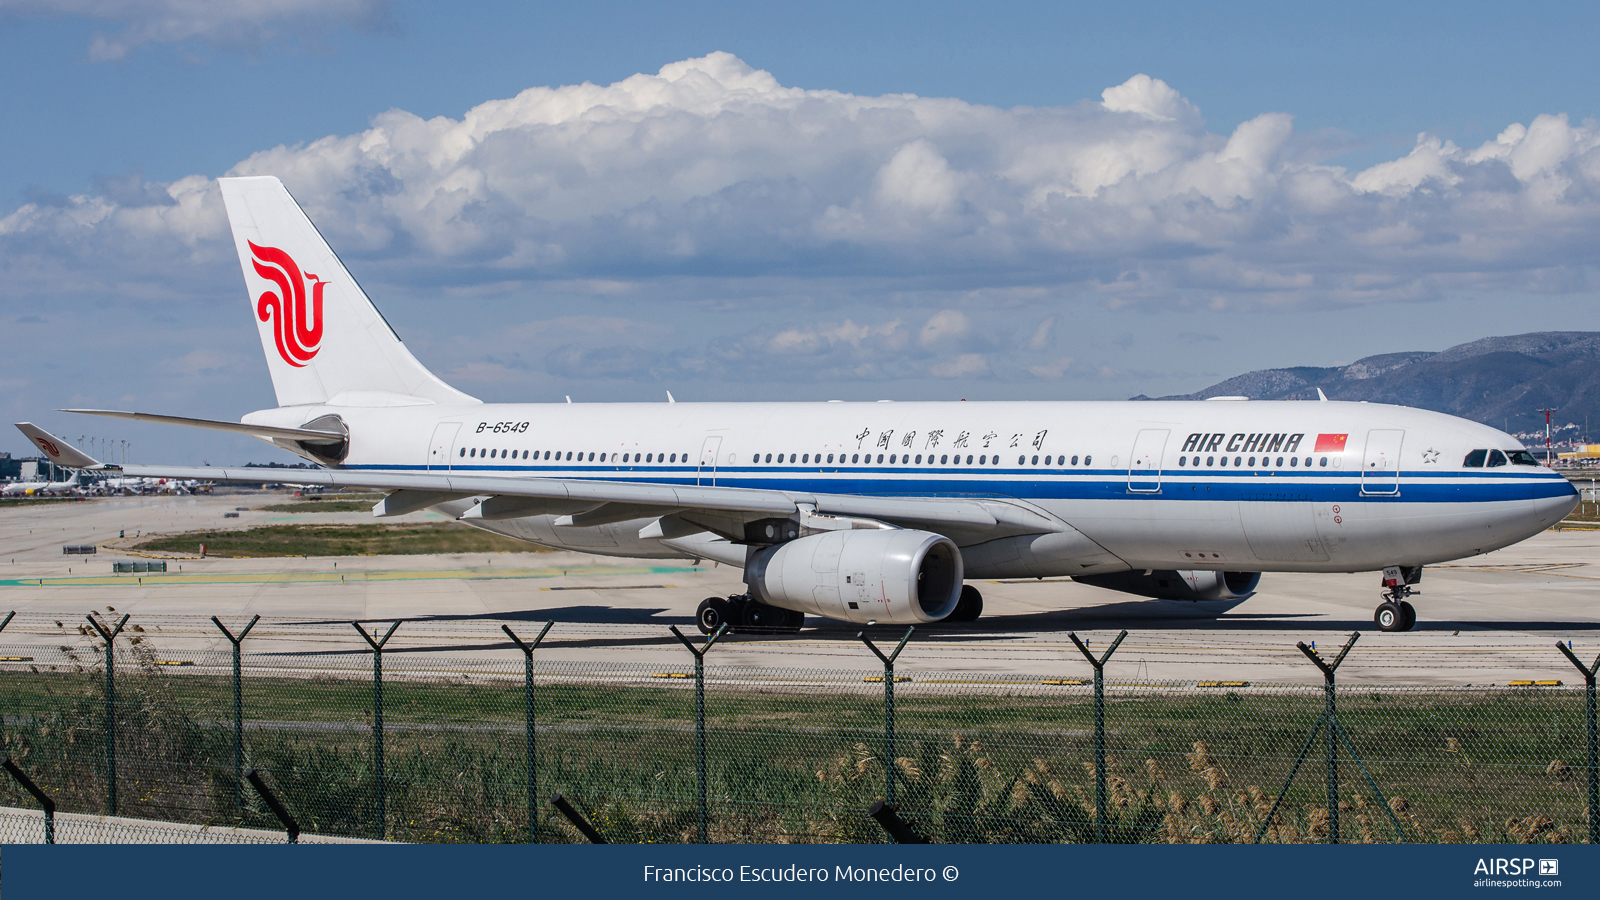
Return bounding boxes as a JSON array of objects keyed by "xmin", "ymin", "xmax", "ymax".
[{"xmin": 345, "ymin": 464, "xmax": 1575, "ymax": 504}]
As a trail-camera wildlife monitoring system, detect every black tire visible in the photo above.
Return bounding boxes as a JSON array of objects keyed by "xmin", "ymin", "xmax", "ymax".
[
  {"xmin": 948, "ymin": 584, "xmax": 984, "ymax": 622},
  {"xmin": 1375, "ymin": 601, "xmax": 1404, "ymax": 632},
  {"xmin": 1399, "ymin": 600, "xmax": 1417, "ymax": 631},
  {"xmin": 782, "ymin": 607, "xmax": 806, "ymax": 632},
  {"xmin": 741, "ymin": 600, "xmax": 784, "ymax": 631},
  {"xmin": 696, "ymin": 597, "xmax": 732, "ymax": 635}
]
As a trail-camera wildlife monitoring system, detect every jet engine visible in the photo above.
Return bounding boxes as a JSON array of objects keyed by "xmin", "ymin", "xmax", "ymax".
[
  {"xmin": 1073, "ymin": 569, "xmax": 1261, "ymax": 601},
  {"xmin": 744, "ymin": 529, "xmax": 963, "ymax": 625}
]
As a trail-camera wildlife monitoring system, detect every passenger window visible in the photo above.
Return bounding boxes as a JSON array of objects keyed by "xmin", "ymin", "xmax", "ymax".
[
  {"xmin": 459, "ymin": 448, "xmax": 465, "ymax": 457},
  {"xmin": 1275, "ymin": 456, "xmax": 1283, "ymax": 467},
  {"xmin": 1029, "ymin": 455, "xmax": 1037, "ymax": 465},
  {"xmin": 1487, "ymin": 450, "xmax": 1508, "ymax": 467},
  {"xmin": 1084, "ymin": 455, "xmax": 1092, "ymax": 465},
  {"xmin": 852, "ymin": 454, "xmax": 859, "ymax": 463},
  {"xmin": 1206, "ymin": 456, "xmax": 1214, "ymax": 466},
  {"xmin": 1220, "ymin": 457, "xmax": 1228, "ymax": 467},
  {"xmin": 978, "ymin": 455, "xmax": 985, "ymax": 465},
  {"xmin": 1018, "ymin": 455, "xmax": 1026, "ymax": 465},
  {"xmin": 877, "ymin": 454, "xmax": 884, "ymax": 463},
  {"xmin": 915, "ymin": 454, "xmax": 922, "ymax": 464},
  {"xmin": 1290, "ymin": 457, "xmax": 1297, "ymax": 467},
  {"xmin": 1319, "ymin": 457, "xmax": 1327, "ymax": 467},
  {"xmin": 803, "ymin": 454, "xmax": 810, "ymax": 463},
  {"xmin": 1179, "ymin": 457, "xmax": 1187, "ymax": 467}
]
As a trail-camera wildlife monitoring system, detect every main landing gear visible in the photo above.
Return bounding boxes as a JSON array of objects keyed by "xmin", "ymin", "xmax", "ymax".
[
  {"xmin": 946, "ymin": 585, "xmax": 984, "ymax": 623},
  {"xmin": 696, "ymin": 594, "xmax": 804, "ymax": 635},
  {"xmin": 1373, "ymin": 565, "xmax": 1421, "ymax": 633}
]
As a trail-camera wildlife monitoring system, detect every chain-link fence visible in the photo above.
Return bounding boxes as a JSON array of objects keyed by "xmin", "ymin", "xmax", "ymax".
[{"xmin": 0, "ymin": 619, "xmax": 1595, "ymax": 845}]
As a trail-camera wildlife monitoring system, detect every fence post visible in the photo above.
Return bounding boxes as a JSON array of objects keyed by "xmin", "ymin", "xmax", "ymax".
[
  {"xmin": 2, "ymin": 757, "xmax": 54, "ymax": 844},
  {"xmin": 550, "ymin": 793, "xmax": 608, "ymax": 843},
  {"xmin": 502, "ymin": 621, "xmax": 554, "ymax": 843},
  {"xmin": 86, "ymin": 613, "xmax": 129, "ymax": 815},
  {"xmin": 859, "ymin": 627, "xmax": 914, "ymax": 806},
  {"xmin": 868, "ymin": 800, "xmax": 929, "ymax": 843},
  {"xmin": 244, "ymin": 768, "xmax": 299, "ymax": 843},
  {"xmin": 353, "ymin": 621, "xmax": 400, "ymax": 840},
  {"xmin": 1068, "ymin": 629, "xmax": 1127, "ymax": 843},
  {"xmin": 1298, "ymin": 632, "xmax": 1358, "ymax": 843},
  {"xmin": 670, "ymin": 623, "xmax": 728, "ymax": 844},
  {"xmin": 212, "ymin": 614, "xmax": 260, "ymax": 814},
  {"xmin": 1557, "ymin": 641, "xmax": 1600, "ymax": 846}
]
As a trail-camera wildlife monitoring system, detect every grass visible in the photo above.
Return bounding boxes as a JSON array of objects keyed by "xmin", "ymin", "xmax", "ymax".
[
  {"xmin": 257, "ymin": 492, "xmax": 386, "ymax": 513},
  {"xmin": 258, "ymin": 501, "xmax": 379, "ymax": 513},
  {"xmin": 0, "ymin": 496, "xmax": 91, "ymax": 507},
  {"xmin": 0, "ymin": 659, "xmax": 1591, "ymax": 844},
  {"xmin": 126, "ymin": 522, "xmax": 549, "ymax": 557}
]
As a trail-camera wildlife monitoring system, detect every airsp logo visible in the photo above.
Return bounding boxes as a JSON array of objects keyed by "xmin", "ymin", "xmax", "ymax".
[{"xmin": 1473, "ymin": 858, "xmax": 1554, "ymax": 876}]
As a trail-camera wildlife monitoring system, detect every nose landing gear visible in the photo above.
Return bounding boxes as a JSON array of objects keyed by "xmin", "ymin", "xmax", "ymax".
[
  {"xmin": 1373, "ymin": 565, "xmax": 1422, "ymax": 632},
  {"xmin": 1374, "ymin": 596, "xmax": 1416, "ymax": 632}
]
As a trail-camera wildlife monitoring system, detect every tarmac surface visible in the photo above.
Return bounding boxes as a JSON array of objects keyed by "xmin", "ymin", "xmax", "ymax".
[{"xmin": 1, "ymin": 492, "xmax": 1598, "ymax": 685}]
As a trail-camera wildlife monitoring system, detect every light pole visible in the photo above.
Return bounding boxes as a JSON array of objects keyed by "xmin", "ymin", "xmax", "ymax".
[{"xmin": 1539, "ymin": 408, "xmax": 1557, "ymax": 464}]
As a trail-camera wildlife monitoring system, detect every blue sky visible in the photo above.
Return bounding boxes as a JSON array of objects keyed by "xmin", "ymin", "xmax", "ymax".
[{"xmin": 3, "ymin": 0, "xmax": 1599, "ymax": 463}]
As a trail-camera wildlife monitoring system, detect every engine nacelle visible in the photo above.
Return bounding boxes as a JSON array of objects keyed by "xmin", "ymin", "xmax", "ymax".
[
  {"xmin": 1073, "ymin": 569, "xmax": 1261, "ymax": 601},
  {"xmin": 745, "ymin": 529, "xmax": 963, "ymax": 624}
]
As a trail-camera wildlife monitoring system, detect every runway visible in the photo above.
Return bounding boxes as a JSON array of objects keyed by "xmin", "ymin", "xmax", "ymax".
[{"xmin": 2, "ymin": 493, "xmax": 1597, "ymax": 685}]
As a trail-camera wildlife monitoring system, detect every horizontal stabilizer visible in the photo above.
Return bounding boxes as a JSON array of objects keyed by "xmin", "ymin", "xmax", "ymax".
[
  {"xmin": 13, "ymin": 423, "xmax": 107, "ymax": 469},
  {"xmin": 62, "ymin": 409, "xmax": 345, "ymax": 443}
]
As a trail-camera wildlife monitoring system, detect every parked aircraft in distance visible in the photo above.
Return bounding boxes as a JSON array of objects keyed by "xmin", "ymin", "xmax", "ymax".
[
  {"xmin": 1, "ymin": 473, "xmax": 80, "ymax": 497},
  {"xmin": 18, "ymin": 177, "xmax": 1578, "ymax": 633}
]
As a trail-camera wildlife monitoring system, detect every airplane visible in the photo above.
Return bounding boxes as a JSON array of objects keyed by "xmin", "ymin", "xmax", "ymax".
[
  {"xmin": 1, "ymin": 473, "xmax": 81, "ymax": 497},
  {"xmin": 14, "ymin": 175, "xmax": 1579, "ymax": 633}
]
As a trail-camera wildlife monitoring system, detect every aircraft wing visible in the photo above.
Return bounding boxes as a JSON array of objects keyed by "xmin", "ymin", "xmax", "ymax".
[{"xmin": 114, "ymin": 464, "xmax": 1056, "ymax": 534}]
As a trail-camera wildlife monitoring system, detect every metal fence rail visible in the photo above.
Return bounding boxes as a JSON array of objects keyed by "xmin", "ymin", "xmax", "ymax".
[{"xmin": 0, "ymin": 620, "xmax": 1594, "ymax": 845}]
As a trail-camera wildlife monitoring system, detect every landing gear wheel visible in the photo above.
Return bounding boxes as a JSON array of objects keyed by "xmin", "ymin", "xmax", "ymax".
[
  {"xmin": 948, "ymin": 585, "xmax": 984, "ymax": 623},
  {"xmin": 781, "ymin": 607, "xmax": 805, "ymax": 632},
  {"xmin": 1375, "ymin": 601, "xmax": 1411, "ymax": 632},
  {"xmin": 696, "ymin": 597, "xmax": 732, "ymax": 635},
  {"xmin": 740, "ymin": 600, "xmax": 786, "ymax": 632},
  {"xmin": 1399, "ymin": 600, "xmax": 1417, "ymax": 631}
]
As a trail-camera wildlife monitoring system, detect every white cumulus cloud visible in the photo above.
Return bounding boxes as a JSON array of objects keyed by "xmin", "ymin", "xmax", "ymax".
[{"xmin": 4, "ymin": 53, "xmax": 1600, "ymax": 317}]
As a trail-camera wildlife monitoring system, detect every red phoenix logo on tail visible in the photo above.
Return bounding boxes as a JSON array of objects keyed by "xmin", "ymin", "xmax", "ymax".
[{"xmin": 249, "ymin": 241, "xmax": 325, "ymax": 367}]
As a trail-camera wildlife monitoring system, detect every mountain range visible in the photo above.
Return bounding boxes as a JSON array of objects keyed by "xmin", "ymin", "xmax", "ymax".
[{"xmin": 1133, "ymin": 332, "xmax": 1600, "ymax": 440}]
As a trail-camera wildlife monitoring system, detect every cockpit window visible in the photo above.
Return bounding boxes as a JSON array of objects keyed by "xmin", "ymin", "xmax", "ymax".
[
  {"xmin": 1506, "ymin": 449, "xmax": 1540, "ymax": 466},
  {"xmin": 1463, "ymin": 449, "xmax": 1486, "ymax": 468},
  {"xmin": 1487, "ymin": 449, "xmax": 1508, "ymax": 467}
]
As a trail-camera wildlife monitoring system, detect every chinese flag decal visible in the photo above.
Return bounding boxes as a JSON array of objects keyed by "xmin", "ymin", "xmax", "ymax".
[{"xmin": 1314, "ymin": 434, "xmax": 1349, "ymax": 452}]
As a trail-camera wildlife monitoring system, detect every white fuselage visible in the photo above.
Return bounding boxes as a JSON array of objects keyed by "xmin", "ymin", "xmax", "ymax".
[{"xmin": 243, "ymin": 398, "xmax": 1577, "ymax": 577}]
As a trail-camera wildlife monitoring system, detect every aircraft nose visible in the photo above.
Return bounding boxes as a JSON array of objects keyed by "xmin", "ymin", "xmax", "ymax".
[{"xmin": 1533, "ymin": 477, "xmax": 1580, "ymax": 527}]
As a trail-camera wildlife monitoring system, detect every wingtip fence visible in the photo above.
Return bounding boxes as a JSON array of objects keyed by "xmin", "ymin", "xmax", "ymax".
[{"xmin": 0, "ymin": 610, "xmax": 1596, "ymax": 845}]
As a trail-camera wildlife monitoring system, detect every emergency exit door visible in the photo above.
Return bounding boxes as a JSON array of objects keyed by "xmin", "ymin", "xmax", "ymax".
[
  {"xmin": 698, "ymin": 436, "xmax": 723, "ymax": 486},
  {"xmin": 1128, "ymin": 429, "xmax": 1169, "ymax": 492},
  {"xmin": 426, "ymin": 423, "xmax": 460, "ymax": 471}
]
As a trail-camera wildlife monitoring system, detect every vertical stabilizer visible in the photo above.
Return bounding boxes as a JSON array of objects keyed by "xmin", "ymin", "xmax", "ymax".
[{"xmin": 218, "ymin": 176, "xmax": 478, "ymax": 408}]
